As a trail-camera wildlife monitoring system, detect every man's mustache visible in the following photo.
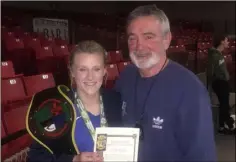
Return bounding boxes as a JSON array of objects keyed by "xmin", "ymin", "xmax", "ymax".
[{"xmin": 132, "ymin": 51, "xmax": 150, "ymax": 56}]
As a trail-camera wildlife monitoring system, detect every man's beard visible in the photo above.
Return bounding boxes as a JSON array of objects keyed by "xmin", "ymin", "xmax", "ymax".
[{"xmin": 130, "ymin": 51, "xmax": 160, "ymax": 69}]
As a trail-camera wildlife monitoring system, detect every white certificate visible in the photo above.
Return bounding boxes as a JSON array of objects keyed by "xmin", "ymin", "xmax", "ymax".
[{"xmin": 94, "ymin": 127, "xmax": 140, "ymax": 162}]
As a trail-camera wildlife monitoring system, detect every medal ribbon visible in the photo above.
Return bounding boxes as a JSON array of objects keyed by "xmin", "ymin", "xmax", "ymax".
[{"xmin": 75, "ymin": 92, "xmax": 107, "ymax": 142}]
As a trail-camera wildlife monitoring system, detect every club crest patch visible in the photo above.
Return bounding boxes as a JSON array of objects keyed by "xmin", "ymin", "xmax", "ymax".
[{"xmin": 32, "ymin": 98, "xmax": 71, "ymax": 138}]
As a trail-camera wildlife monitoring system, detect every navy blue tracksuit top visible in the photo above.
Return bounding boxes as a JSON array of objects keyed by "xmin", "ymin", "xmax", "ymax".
[{"xmin": 115, "ymin": 60, "xmax": 217, "ymax": 161}]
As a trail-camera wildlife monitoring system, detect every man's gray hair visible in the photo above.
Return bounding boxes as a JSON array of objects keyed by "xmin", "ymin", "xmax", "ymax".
[{"xmin": 127, "ymin": 4, "xmax": 171, "ymax": 36}]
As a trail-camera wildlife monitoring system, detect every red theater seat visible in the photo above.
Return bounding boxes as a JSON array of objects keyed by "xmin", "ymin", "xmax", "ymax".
[
  {"xmin": 68, "ymin": 44, "xmax": 78, "ymax": 52},
  {"xmin": 1, "ymin": 61, "xmax": 15, "ymax": 78},
  {"xmin": 55, "ymin": 38, "xmax": 68, "ymax": 45},
  {"xmin": 12, "ymin": 26, "xmax": 25, "ymax": 38},
  {"xmin": 1, "ymin": 26, "xmax": 8, "ymax": 35},
  {"xmin": 53, "ymin": 44, "xmax": 69, "ymax": 56},
  {"xmin": 1, "ymin": 78, "xmax": 27, "ymax": 105},
  {"xmin": 105, "ymin": 64, "xmax": 119, "ymax": 88},
  {"xmin": 23, "ymin": 73, "xmax": 55, "ymax": 96},
  {"xmin": 167, "ymin": 45, "xmax": 184, "ymax": 53},
  {"xmin": 36, "ymin": 46, "xmax": 54, "ymax": 59},
  {"xmin": 24, "ymin": 37, "xmax": 41, "ymax": 54},
  {"xmin": 1, "ymin": 106, "xmax": 32, "ymax": 161},
  {"xmin": 106, "ymin": 64, "xmax": 119, "ymax": 80},
  {"xmin": 197, "ymin": 42, "xmax": 211, "ymax": 50},
  {"xmin": 117, "ymin": 61, "xmax": 131, "ymax": 73},
  {"xmin": 107, "ymin": 50, "xmax": 123, "ymax": 63},
  {"xmin": 2, "ymin": 31, "xmax": 15, "ymax": 41},
  {"xmin": 5, "ymin": 37, "xmax": 24, "ymax": 52},
  {"xmin": 4, "ymin": 106, "xmax": 28, "ymax": 135},
  {"xmin": 36, "ymin": 55, "xmax": 65, "ymax": 74},
  {"xmin": 176, "ymin": 45, "xmax": 185, "ymax": 52},
  {"xmin": 17, "ymin": 31, "xmax": 31, "ymax": 40},
  {"xmin": 41, "ymin": 37, "xmax": 55, "ymax": 47},
  {"xmin": 6, "ymin": 47, "xmax": 36, "ymax": 75}
]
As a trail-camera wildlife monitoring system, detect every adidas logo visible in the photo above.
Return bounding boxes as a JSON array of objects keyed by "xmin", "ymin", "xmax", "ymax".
[{"xmin": 152, "ymin": 116, "xmax": 164, "ymax": 129}]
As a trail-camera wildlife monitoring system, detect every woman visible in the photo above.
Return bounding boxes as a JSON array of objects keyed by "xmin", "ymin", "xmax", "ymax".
[{"xmin": 26, "ymin": 40, "xmax": 123, "ymax": 162}]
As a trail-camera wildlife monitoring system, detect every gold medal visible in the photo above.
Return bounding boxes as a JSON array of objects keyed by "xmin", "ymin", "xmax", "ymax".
[{"xmin": 96, "ymin": 134, "xmax": 107, "ymax": 151}]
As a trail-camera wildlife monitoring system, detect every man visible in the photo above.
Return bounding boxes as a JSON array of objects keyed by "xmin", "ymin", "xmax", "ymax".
[
  {"xmin": 207, "ymin": 35, "xmax": 235, "ymax": 134},
  {"xmin": 115, "ymin": 4, "xmax": 216, "ymax": 161}
]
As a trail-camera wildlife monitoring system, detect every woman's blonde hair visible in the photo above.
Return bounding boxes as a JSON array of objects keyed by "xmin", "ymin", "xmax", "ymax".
[{"xmin": 69, "ymin": 40, "xmax": 107, "ymax": 68}]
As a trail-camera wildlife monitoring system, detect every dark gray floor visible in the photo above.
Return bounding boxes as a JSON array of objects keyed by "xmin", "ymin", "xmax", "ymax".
[{"xmin": 215, "ymin": 134, "xmax": 235, "ymax": 161}]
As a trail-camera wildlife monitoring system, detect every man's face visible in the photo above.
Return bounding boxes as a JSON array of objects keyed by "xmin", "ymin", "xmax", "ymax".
[
  {"xmin": 222, "ymin": 37, "xmax": 230, "ymax": 49},
  {"xmin": 127, "ymin": 16, "xmax": 171, "ymax": 69}
]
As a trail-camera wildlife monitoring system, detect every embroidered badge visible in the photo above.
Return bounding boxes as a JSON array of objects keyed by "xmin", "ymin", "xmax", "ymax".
[{"xmin": 33, "ymin": 99, "xmax": 70, "ymax": 138}]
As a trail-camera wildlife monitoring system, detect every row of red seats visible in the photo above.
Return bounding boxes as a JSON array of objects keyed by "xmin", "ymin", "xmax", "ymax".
[
  {"xmin": 174, "ymin": 31, "xmax": 213, "ymax": 42},
  {"xmin": 2, "ymin": 26, "xmax": 68, "ymax": 45},
  {"xmin": 173, "ymin": 38, "xmax": 195, "ymax": 45},
  {"xmin": 172, "ymin": 31, "xmax": 213, "ymax": 46},
  {"xmin": 2, "ymin": 48, "xmax": 126, "ymax": 81},
  {"xmin": 2, "ymin": 37, "xmax": 126, "ymax": 78},
  {"xmin": 197, "ymin": 32, "xmax": 213, "ymax": 41},
  {"xmin": 167, "ymin": 45, "xmax": 186, "ymax": 53},
  {"xmin": 1, "ymin": 30, "xmax": 70, "ymax": 76},
  {"xmin": 2, "ymin": 27, "xmax": 127, "ymax": 61},
  {"xmin": 172, "ymin": 39, "xmax": 234, "ymax": 57},
  {"xmin": 197, "ymin": 41, "xmax": 235, "ymax": 51},
  {"xmin": 2, "ymin": 33, "xmax": 70, "ymax": 59},
  {"xmin": 2, "ymin": 59, "xmax": 131, "ymax": 92},
  {"xmin": 2, "ymin": 27, "xmax": 125, "ymax": 57},
  {"xmin": 194, "ymin": 49, "xmax": 233, "ymax": 62},
  {"xmin": 2, "ymin": 30, "xmax": 233, "ymax": 79},
  {"xmin": 197, "ymin": 41, "xmax": 212, "ymax": 50},
  {"xmin": 2, "ymin": 72, "xmax": 55, "ymax": 110}
]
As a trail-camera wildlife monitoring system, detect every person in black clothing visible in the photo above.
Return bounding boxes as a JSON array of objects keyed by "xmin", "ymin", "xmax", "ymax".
[{"xmin": 207, "ymin": 34, "xmax": 235, "ymax": 134}]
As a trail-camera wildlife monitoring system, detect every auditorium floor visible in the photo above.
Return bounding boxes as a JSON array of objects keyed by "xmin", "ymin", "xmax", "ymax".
[{"xmin": 216, "ymin": 134, "xmax": 235, "ymax": 161}]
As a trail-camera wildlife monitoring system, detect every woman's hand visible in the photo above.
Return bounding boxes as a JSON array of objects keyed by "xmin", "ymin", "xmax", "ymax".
[{"xmin": 73, "ymin": 152, "xmax": 103, "ymax": 162}]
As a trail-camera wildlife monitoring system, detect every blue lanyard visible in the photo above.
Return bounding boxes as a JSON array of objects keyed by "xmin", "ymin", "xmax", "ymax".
[{"xmin": 134, "ymin": 58, "xmax": 168, "ymax": 140}]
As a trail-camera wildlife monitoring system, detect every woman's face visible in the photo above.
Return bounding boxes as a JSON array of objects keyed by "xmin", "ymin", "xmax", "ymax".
[{"xmin": 71, "ymin": 52, "xmax": 106, "ymax": 96}]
